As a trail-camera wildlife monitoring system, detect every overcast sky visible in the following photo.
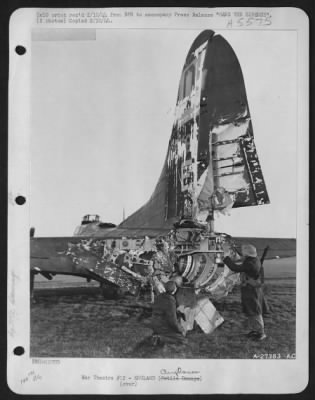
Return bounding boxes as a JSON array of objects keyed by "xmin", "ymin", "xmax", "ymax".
[{"xmin": 30, "ymin": 29, "xmax": 297, "ymax": 238}]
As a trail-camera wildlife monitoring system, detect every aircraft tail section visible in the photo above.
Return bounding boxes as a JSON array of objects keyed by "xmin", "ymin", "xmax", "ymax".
[
  {"xmin": 119, "ymin": 30, "xmax": 269, "ymax": 231},
  {"xmin": 118, "ymin": 159, "xmax": 176, "ymax": 230}
]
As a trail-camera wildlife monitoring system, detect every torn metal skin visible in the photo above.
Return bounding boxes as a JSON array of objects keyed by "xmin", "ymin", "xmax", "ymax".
[{"xmin": 31, "ymin": 30, "xmax": 271, "ymax": 334}]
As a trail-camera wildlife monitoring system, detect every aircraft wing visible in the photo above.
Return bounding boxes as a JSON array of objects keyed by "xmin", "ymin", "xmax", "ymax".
[
  {"xmin": 30, "ymin": 231, "xmax": 295, "ymax": 297},
  {"xmin": 30, "ymin": 236, "xmax": 143, "ymax": 295},
  {"xmin": 30, "ymin": 31, "xmax": 290, "ymax": 294},
  {"xmin": 31, "ymin": 235, "xmax": 296, "ymax": 275},
  {"xmin": 231, "ymin": 237, "xmax": 296, "ymax": 259}
]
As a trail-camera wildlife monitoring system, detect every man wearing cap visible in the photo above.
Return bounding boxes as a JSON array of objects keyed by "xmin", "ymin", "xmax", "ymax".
[
  {"xmin": 223, "ymin": 243, "xmax": 267, "ymax": 341},
  {"xmin": 150, "ymin": 280, "xmax": 187, "ymax": 345}
]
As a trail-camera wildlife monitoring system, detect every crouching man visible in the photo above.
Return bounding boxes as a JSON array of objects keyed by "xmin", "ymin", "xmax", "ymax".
[
  {"xmin": 223, "ymin": 243, "xmax": 267, "ymax": 341},
  {"xmin": 151, "ymin": 280, "xmax": 187, "ymax": 346}
]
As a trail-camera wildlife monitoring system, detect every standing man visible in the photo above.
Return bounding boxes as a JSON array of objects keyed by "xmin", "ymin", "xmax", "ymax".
[
  {"xmin": 223, "ymin": 243, "xmax": 267, "ymax": 341},
  {"xmin": 151, "ymin": 280, "xmax": 187, "ymax": 345}
]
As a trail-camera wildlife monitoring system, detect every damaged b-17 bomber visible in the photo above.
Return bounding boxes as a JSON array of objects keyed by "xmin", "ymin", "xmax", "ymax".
[{"xmin": 31, "ymin": 30, "xmax": 275, "ymax": 334}]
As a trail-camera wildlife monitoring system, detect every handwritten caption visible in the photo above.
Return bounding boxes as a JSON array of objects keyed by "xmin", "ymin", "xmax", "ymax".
[
  {"xmin": 21, "ymin": 370, "xmax": 42, "ymax": 385},
  {"xmin": 81, "ymin": 367, "xmax": 202, "ymax": 387},
  {"xmin": 36, "ymin": 10, "xmax": 272, "ymax": 28}
]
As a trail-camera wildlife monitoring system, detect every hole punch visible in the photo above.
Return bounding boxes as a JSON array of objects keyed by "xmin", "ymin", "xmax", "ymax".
[
  {"xmin": 15, "ymin": 45, "xmax": 26, "ymax": 55},
  {"xmin": 15, "ymin": 196, "xmax": 26, "ymax": 205},
  {"xmin": 13, "ymin": 346, "xmax": 25, "ymax": 356}
]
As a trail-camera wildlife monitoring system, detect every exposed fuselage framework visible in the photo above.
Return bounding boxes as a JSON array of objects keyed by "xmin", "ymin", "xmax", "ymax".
[{"xmin": 118, "ymin": 30, "xmax": 269, "ymax": 231}]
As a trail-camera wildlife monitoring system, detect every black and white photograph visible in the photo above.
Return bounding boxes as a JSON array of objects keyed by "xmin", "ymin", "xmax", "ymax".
[{"xmin": 7, "ymin": 7, "xmax": 309, "ymax": 395}]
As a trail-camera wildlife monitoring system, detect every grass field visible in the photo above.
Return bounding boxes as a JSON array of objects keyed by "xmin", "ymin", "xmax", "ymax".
[{"xmin": 30, "ymin": 258, "xmax": 296, "ymax": 359}]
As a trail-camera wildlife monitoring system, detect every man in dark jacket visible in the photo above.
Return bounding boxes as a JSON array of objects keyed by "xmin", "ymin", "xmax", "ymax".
[
  {"xmin": 223, "ymin": 243, "xmax": 267, "ymax": 341},
  {"xmin": 151, "ymin": 280, "xmax": 187, "ymax": 345}
]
